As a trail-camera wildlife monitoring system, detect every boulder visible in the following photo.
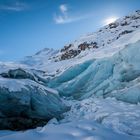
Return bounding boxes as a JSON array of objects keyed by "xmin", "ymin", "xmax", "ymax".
[
  {"xmin": 109, "ymin": 22, "xmax": 119, "ymax": 29},
  {"xmin": 78, "ymin": 42, "xmax": 90, "ymax": 50}
]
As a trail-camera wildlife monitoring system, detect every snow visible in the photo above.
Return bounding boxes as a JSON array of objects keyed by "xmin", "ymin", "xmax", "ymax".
[
  {"xmin": 0, "ymin": 77, "xmax": 57, "ymax": 94},
  {"xmin": 21, "ymin": 11, "xmax": 140, "ymax": 76},
  {"xmin": 0, "ymin": 11, "xmax": 140, "ymax": 140},
  {"xmin": 48, "ymin": 40, "xmax": 140, "ymax": 104},
  {"xmin": 0, "ymin": 98, "xmax": 139, "ymax": 140},
  {"xmin": 0, "ymin": 62, "xmax": 29, "ymax": 74},
  {"xmin": 62, "ymin": 97, "xmax": 140, "ymax": 138},
  {"xmin": 0, "ymin": 78, "xmax": 28, "ymax": 92}
]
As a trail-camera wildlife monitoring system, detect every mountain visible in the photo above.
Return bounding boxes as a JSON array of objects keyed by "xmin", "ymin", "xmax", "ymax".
[
  {"xmin": 22, "ymin": 10, "xmax": 140, "ymax": 73},
  {"xmin": 0, "ymin": 11, "xmax": 140, "ymax": 140}
]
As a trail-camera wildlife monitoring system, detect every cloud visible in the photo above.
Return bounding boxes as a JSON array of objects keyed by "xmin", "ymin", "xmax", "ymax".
[
  {"xmin": 54, "ymin": 4, "xmax": 69, "ymax": 24},
  {"xmin": 0, "ymin": 2, "xmax": 28, "ymax": 12},
  {"xmin": 54, "ymin": 4, "xmax": 86, "ymax": 24},
  {"xmin": 59, "ymin": 4, "xmax": 67, "ymax": 14}
]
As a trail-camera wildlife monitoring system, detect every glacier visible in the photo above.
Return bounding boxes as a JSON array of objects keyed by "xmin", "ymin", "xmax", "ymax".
[
  {"xmin": 0, "ymin": 11, "xmax": 140, "ymax": 140},
  {"xmin": 48, "ymin": 40, "xmax": 140, "ymax": 104},
  {"xmin": 0, "ymin": 65, "xmax": 68, "ymax": 130}
]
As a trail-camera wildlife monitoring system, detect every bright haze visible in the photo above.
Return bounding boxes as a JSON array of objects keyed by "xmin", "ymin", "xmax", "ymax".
[{"xmin": 0, "ymin": 0, "xmax": 140, "ymax": 61}]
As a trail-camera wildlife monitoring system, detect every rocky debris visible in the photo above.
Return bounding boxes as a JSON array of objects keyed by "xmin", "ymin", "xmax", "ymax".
[
  {"xmin": 61, "ymin": 49, "xmax": 81, "ymax": 60},
  {"xmin": 60, "ymin": 44, "xmax": 73, "ymax": 52},
  {"xmin": 91, "ymin": 42, "xmax": 99, "ymax": 48},
  {"xmin": 120, "ymin": 21, "xmax": 130, "ymax": 26},
  {"xmin": 78, "ymin": 42, "xmax": 98, "ymax": 50},
  {"xmin": 109, "ymin": 22, "xmax": 119, "ymax": 29},
  {"xmin": 119, "ymin": 30, "xmax": 133, "ymax": 37},
  {"xmin": 131, "ymin": 15, "xmax": 140, "ymax": 20},
  {"xmin": 60, "ymin": 42, "xmax": 99, "ymax": 60},
  {"xmin": 78, "ymin": 42, "xmax": 90, "ymax": 50},
  {"xmin": 116, "ymin": 30, "xmax": 133, "ymax": 40}
]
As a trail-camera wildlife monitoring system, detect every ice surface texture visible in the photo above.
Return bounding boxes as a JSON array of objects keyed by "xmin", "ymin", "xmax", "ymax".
[{"xmin": 49, "ymin": 41, "xmax": 140, "ymax": 103}]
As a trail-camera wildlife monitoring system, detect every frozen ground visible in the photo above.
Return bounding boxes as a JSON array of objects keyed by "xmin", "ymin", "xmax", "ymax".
[{"xmin": 0, "ymin": 97, "xmax": 139, "ymax": 140}]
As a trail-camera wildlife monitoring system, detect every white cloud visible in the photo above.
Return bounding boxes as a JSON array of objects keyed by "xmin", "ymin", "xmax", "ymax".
[
  {"xmin": 54, "ymin": 4, "xmax": 87, "ymax": 24},
  {"xmin": 0, "ymin": 2, "xmax": 28, "ymax": 11},
  {"xmin": 59, "ymin": 4, "xmax": 67, "ymax": 14}
]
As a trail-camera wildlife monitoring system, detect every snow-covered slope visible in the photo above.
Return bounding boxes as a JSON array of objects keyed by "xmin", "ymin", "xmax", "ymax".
[
  {"xmin": 22, "ymin": 10, "xmax": 140, "ymax": 74},
  {"xmin": 21, "ymin": 48, "xmax": 58, "ymax": 71},
  {"xmin": 48, "ymin": 40, "xmax": 140, "ymax": 104},
  {"xmin": 0, "ymin": 10, "xmax": 140, "ymax": 140}
]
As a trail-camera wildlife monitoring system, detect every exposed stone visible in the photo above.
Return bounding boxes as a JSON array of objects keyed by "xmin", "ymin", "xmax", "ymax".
[
  {"xmin": 61, "ymin": 44, "xmax": 73, "ymax": 52},
  {"xmin": 109, "ymin": 22, "xmax": 119, "ymax": 29},
  {"xmin": 119, "ymin": 30, "xmax": 133, "ymax": 36},
  {"xmin": 60, "ymin": 42, "xmax": 98, "ymax": 60},
  {"xmin": 120, "ymin": 21, "xmax": 130, "ymax": 26},
  {"xmin": 61, "ymin": 49, "xmax": 81, "ymax": 60},
  {"xmin": 90, "ymin": 42, "xmax": 99, "ymax": 48},
  {"xmin": 78, "ymin": 42, "xmax": 90, "ymax": 50}
]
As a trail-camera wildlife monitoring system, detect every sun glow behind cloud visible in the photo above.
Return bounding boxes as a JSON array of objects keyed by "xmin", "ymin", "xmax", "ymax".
[{"xmin": 103, "ymin": 16, "xmax": 118, "ymax": 25}]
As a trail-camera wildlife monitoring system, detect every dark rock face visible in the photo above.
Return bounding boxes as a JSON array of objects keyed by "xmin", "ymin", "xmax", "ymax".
[
  {"xmin": 78, "ymin": 42, "xmax": 90, "ymax": 50},
  {"xmin": 60, "ymin": 44, "xmax": 73, "ymax": 52},
  {"xmin": 90, "ymin": 42, "xmax": 99, "ymax": 48},
  {"xmin": 109, "ymin": 22, "xmax": 119, "ymax": 29},
  {"xmin": 78, "ymin": 42, "xmax": 98, "ymax": 50},
  {"xmin": 119, "ymin": 30, "xmax": 133, "ymax": 35},
  {"xmin": 117, "ymin": 30, "xmax": 133, "ymax": 40},
  {"xmin": 60, "ymin": 42, "xmax": 98, "ymax": 60},
  {"xmin": 120, "ymin": 21, "xmax": 130, "ymax": 26},
  {"xmin": 61, "ymin": 49, "xmax": 81, "ymax": 60}
]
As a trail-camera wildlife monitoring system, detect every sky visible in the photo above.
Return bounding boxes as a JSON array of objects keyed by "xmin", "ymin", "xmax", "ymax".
[{"xmin": 0, "ymin": 0, "xmax": 140, "ymax": 61}]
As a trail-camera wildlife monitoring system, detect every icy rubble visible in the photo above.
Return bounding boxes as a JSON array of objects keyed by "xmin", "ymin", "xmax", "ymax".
[
  {"xmin": 0, "ymin": 97, "xmax": 139, "ymax": 140},
  {"xmin": 0, "ymin": 65, "xmax": 68, "ymax": 130},
  {"xmin": 62, "ymin": 97, "xmax": 140, "ymax": 138}
]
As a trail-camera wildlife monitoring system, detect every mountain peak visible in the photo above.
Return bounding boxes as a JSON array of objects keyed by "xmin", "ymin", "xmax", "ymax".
[{"xmin": 22, "ymin": 10, "xmax": 140, "ymax": 70}]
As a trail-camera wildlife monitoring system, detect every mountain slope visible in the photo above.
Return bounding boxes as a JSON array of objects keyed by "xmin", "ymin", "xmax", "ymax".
[
  {"xmin": 22, "ymin": 10, "xmax": 140, "ymax": 73},
  {"xmin": 0, "ymin": 11, "xmax": 140, "ymax": 140}
]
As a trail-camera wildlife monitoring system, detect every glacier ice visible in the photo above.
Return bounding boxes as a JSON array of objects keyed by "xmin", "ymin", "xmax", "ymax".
[
  {"xmin": 0, "ymin": 67, "xmax": 69, "ymax": 130},
  {"xmin": 49, "ymin": 40, "xmax": 140, "ymax": 103}
]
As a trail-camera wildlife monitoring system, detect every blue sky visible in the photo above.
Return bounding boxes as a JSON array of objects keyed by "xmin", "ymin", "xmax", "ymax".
[{"xmin": 0, "ymin": 0, "xmax": 140, "ymax": 61}]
